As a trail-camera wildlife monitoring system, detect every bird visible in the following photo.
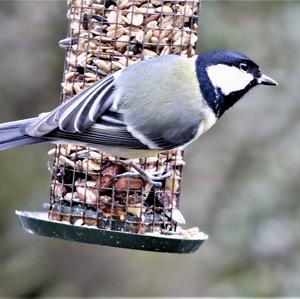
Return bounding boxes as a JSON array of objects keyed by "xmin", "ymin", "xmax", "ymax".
[{"xmin": 0, "ymin": 50, "xmax": 277, "ymax": 184}]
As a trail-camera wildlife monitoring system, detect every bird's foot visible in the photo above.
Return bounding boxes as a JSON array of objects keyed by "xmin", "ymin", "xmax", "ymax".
[{"xmin": 117, "ymin": 159, "xmax": 173, "ymax": 187}]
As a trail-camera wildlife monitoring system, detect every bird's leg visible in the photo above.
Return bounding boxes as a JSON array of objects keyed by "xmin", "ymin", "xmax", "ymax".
[{"xmin": 116, "ymin": 159, "xmax": 173, "ymax": 187}]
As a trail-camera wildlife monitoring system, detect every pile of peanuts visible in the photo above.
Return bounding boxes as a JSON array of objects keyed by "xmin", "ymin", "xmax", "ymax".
[
  {"xmin": 48, "ymin": 0, "xmax": 200, "ymax": 234},
  {"xmin": 49, "ymin": 145, "xmax": 185, "ymax": 232},
  {"xmin": 61, "ymin": 0, "xmax": 200, "ymax": 97}
]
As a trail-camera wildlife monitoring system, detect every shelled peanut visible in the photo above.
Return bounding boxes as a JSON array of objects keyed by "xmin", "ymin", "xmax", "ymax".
[
  {"xmin": 49, "ymin": 145, "xmax": 185, "ymax": 223},
  {"xmin": 61, "ymin": 0, "xmax": 200, "ymax": 97}
]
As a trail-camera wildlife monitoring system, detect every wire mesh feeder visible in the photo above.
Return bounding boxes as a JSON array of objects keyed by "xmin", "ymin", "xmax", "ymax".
[{"xmin": 16, "ymin": 0, "xmax": 208, "ymax": 253}]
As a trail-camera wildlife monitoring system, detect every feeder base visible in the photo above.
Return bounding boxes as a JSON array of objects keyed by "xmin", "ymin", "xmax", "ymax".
[{"xmin": 16, "ymin": 210, "xmax": 208, "ymax": 254}]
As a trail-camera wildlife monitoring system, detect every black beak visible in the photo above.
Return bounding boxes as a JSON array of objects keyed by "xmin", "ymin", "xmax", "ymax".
[{"xmin": 257, "ymin": 74, "xmax": 278, "ymax": 86}]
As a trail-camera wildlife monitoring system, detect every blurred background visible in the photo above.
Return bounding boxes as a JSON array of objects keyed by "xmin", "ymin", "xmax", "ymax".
[{"xmin": 0, "ymin": 0, "xmax": 299, "ymax": 297}]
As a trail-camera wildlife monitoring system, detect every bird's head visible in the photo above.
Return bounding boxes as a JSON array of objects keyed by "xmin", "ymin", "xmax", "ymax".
[{"xmin": 196, "ymin": 49, "xmax": 278, "ymax": 118}]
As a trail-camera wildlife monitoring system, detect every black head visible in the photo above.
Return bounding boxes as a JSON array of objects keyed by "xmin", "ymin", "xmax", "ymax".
[{"xmin": 196, "ymin": 49, "xmax": 277, "ymax": 118}]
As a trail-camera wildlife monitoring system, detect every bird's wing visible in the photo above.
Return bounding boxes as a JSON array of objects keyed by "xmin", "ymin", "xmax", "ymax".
[
  {"xmin": 25, "ymin": 71, "xmax": 153, "ymax": 150},
  {"xmin": 26, "ymin": 55, "xmax": 203, "ymax": 152},
  {"xmin": 26, "ymin": 73, "xmax": 122, "ymax": 137}
]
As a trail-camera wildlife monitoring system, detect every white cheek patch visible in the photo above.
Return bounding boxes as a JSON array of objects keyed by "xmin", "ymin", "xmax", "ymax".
[{"xmin": 206, "ymin": 64, "xmax": 254, "ymax": 96}]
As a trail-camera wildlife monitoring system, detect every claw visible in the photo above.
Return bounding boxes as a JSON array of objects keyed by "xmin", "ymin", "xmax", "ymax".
[
  {"xmin": 115, "ymin": 170, "xmax": 162, "ymax": 187},
  {"xmin": 118, "ymin": 159, "xmax": 174, "ymax": 187}
]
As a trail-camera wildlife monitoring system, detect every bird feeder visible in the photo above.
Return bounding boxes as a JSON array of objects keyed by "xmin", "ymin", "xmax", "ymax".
[{"xmin": 16, "ymin": 0, "xmax": 208, "ymax": 253}]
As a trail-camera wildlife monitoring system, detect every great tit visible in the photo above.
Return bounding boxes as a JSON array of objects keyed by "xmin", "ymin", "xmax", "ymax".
[{"xmin": 0, "ymin": 50, "xmax": 277, "ymax": 159}]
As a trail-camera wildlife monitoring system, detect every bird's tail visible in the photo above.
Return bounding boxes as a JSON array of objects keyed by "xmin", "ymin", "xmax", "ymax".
[{"xmin": 0, "ymin": 117, "xmax": 45, "ymax": 151}]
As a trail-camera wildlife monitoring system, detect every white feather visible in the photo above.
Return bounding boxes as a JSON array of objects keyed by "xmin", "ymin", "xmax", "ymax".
[
  {"xmin": 111, "ymin": 70, "xmax": 123, "ymax": 111},
  {"xmin": 58, "ymin": 81, "xmax": 102, "ymax": 131},
  {"xmin": 126, "ymin": 125, "xmax": 158, "ymax": 149},
  {"xmin": 206, "ymin": 64, "xmax": 254, "ymax": 96},
  {"xmin": 88, "ymin": 83, "xmax": 113, "ymax": 122},
  {"xmin": 100, "ymin": 115, "xmax": 124, "ymax": 125}
]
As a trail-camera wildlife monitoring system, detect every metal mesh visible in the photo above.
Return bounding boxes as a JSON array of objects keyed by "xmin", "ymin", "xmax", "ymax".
[{"xmin": 48, "ymin": 0, "xmax": 200, "ymax": 234}]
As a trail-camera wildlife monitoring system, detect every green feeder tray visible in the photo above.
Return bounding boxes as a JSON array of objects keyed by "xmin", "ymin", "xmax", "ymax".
[{"xmin": 16, "ymin": 210, "xmax": 208, "ymax": 254}]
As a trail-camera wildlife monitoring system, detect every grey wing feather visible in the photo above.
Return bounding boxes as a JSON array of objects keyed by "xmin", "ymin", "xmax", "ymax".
[
  {"xmin": 46, "ymin": 124, "xmax": 149, "ymax": 150},
  {"xmin": 26, "ymin": 74, "xmax": 119, "ymax": 137},
  {"xmin": 25, "ymin": 70, "xmax": 150, "ymax": 150}
]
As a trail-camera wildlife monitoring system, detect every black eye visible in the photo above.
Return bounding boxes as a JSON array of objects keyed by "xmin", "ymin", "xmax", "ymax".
[{"xmin": 239, "ymin": 62, "xmax": 249, "ymax": 72}]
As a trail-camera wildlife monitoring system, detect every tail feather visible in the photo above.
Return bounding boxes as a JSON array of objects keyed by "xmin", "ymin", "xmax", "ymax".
[{"xmin": 0, "ymin": 117, "xmax": 45, "ymax": 151}]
